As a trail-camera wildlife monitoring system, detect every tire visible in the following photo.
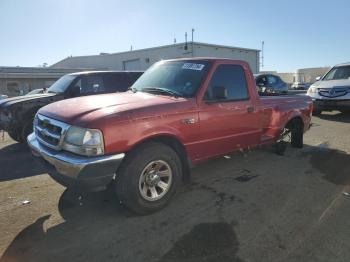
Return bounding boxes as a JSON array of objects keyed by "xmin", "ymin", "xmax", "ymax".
[
  {"xmin": 20, "ymin": 119, "xmax": 34, "ymax": 143},
  {"xmin": 7, "ymin": 128, "xmax": 22, "ymax": 143},
  {"xmin": 312, "ymin": 109, "xmax": 322, "ymax": 116},
  {"xmin": 116, "ymin": 142, "xmax": 182, "ymax": 215},
  {"xmin": 291, "ymin": 121, "xmax": 303, "ymax": 148},
  {"xmin": 340, "ymin": 109, "xmax": 350, "ymax": 114}
]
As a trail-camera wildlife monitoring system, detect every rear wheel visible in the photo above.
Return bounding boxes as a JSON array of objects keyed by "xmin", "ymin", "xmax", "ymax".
[
  {"xmin": 275, "ymin": 119, "xmax": 304, "ymax": 154},
  {"xmin": 312, "ymin": 109, "xmax": 322, "ymax": 116},
  {"xmin": 290, "ymin": 120, "xmax": 303, "ymax": 148},
  {"xmin": 116, "ymin": 142, "xmax": 182, "ymax": 215},
  {"xmin": 340, "ymin": 109, "xmax": 350, "ymax": 114}
]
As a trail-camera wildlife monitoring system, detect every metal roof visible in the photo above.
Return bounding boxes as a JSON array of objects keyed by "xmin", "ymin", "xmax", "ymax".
[{"xmin": 51, "ymin": 42, "xmax": 260, "ymax": 67}]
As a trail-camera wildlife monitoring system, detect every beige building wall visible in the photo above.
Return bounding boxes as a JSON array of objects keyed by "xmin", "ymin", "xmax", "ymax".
[{"xmin": 295, "ymin": 67, "xmax": 331, "ymax": 83}]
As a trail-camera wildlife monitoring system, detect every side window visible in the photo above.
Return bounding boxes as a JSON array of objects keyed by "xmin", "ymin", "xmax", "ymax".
[
  {"xmin": 256, "ymin": 76, "xmax": 267, "ymax": 86},
  {"xmin": 81, "ymin": 75, "xmax": 105, "ymax": 94},
  {"xmin": 103, "ymin": 74, "xmax": 131, "ymax": 92},
  {"xmin": 267, "ymin": 75, "xmax": 278, "ymax": 85},
  {"xmin": 129, "ymin": 72, "xmax": 143, "ymax": 83},
  {"xmin": 205, "ymin": 64, "xmax": 248, "ymax": 101}
]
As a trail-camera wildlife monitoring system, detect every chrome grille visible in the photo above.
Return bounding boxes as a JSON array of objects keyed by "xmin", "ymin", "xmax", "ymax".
[
  {"xmin": 34, "ymin": 114, "xmax": 70, "ymax": 150},
  {"xmin": 318, "ymin": 87, "xmax": 349, "ymax": 98}
]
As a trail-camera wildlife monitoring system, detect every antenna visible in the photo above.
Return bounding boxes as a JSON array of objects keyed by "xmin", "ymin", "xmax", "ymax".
[
  {"xmin": 191, "ymin": 28, "xmax": 195, "ymax": 57},
  {"xmin": 261, "ymin": 41, "xmax": 264, "ymax": 68}
]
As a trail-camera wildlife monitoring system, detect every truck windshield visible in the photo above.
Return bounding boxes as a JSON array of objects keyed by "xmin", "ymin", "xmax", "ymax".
[
  {"xmin": 323, "ymin": 65, "xmax": 350, "ymax": 81},
  {"xmin": 47, "ymin": 75, "xmax": 77, "ymax": 93},
  {"xmin": 131, "ymin": 60, "xmax": 211, "ymax": 97}
]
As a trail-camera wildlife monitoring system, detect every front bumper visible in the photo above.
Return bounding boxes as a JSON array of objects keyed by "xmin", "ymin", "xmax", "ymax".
[
  {"xmin": 312, "ymin": 99, "xmax": 350, "ymax": 111},
  {"xmin": 27, "ymin": 133, "xmax": 125, "ymax": 191}
]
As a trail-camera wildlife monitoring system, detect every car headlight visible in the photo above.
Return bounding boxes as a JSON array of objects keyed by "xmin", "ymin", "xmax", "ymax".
[
  {"xmin": 308, "ymin": 86, "xmax": 317, "ymax": 93},
  {"xmin": 63, "ymin": 126, "xmax": 104, "ymax": 156}
]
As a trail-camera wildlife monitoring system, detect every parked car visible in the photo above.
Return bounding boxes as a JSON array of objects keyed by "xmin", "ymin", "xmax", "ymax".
[
  {"xmin": 0, "ymin": 94, "xmax": 8, "ymax": 100},
  {"xmin": 26, "ymin": 88, "xmax": 45, "ymax": 95},
  {"xmin": 28, "ymin": 58, "xmax": 312, "ymax": 214},
  {"xmin": 307, "ymin": 62, "xmax": 350, "ymax": 115},
  {"xmin": 291, "ymin": 82, "xmax": 310, "ymax": 90},
  {"xmin": 0, "ymin": 71, "xmax": 143, "ymax": 142},
  {"xmin": 255, "ymin": 74, "xmax": 288, "ymax": 95}
]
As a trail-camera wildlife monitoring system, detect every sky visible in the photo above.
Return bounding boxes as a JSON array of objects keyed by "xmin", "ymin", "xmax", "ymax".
[{"xmin": 0, "ymin": 0, "xmax": 349, "ymax": 72}]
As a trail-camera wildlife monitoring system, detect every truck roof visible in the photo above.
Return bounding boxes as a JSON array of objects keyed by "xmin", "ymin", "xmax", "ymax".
[
  {"xmin": 162, "ymin": 57, "xmax": 249, "ymax": 64},
  {"xmin": 334, "ymin": 62, "xmax": 350, "ymax": 67},
  {"xmin": 68, "ymin": 70, "xmax": 144, "ymax": 76}
]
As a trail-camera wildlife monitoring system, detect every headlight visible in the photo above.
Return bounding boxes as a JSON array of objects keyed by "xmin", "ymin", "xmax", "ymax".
[
  {"xmin": 63, "ymin": 126, "xmax": 104, "ymax": 156},
  {"xmin": 308, "ymin": 86, "xmax": 317, "ymax": 93}
]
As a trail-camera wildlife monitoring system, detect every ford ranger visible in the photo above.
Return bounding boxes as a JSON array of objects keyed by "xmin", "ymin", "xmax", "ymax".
[
  {"xmin": 28, "ymin": 58, "xmax": 312, "ymax": 214},
  {"xmin": 307, "ymin": 62, "xmax": 350, "ymax": 115},
  {"xmin": 0, "ymin": 71, "xmax": 143, "ymax": 143}
]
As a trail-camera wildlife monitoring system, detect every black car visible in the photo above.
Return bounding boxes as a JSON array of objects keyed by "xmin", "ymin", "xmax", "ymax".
[
  {"xmin": 254, "ymin": 74, "xmax": 289, "ymax": 95},
  {"xmin": 0, "ymin": 71, "xmax": 143, "ymax": 143}
]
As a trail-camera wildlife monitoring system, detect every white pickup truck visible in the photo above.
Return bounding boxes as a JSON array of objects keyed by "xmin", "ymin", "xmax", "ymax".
[{"xmin": 307, "ymin": 62, "xmax": 350, "ymax": 115}]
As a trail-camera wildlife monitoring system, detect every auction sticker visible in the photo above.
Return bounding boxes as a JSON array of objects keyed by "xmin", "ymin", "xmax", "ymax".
[{"xmin": 182, "ymin": 63, "xmax": 205, "ymax": 71}]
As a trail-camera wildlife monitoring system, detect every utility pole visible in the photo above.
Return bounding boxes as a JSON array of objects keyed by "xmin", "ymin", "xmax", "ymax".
[
  {"xmin": 185, "ymin": 32, "xmax": 188, "ymax": 50},
  {"xmin": 261, "ymin": 41, "xmax": 264, "ymax": 68},
  {"xmin": 191, "ymin": 28, "xmax": 195, "ymax": 57}
]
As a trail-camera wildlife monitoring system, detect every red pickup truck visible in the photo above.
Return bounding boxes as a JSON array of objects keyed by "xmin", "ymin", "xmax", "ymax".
[{"xmin": 28, "ymin": 58, "xmax": 312, "ymax": 214}]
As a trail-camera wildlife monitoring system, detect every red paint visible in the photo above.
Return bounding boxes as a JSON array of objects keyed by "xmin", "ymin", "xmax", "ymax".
[{"xmin": 39, "ymin": 59, "xmax": 312, "ymax": 164}]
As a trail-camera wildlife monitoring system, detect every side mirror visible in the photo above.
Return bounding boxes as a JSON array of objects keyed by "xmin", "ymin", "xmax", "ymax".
[
  {"xmin": 213, "ymin": 86, "xmax": 228, "ymax": 100},
  {"xmin": 315, "ymin": 76, "xmax": 321, "ymax": 81},
  {"xmin": 70, "ymin": 85, "xmax": 80, "ymax": 97}
]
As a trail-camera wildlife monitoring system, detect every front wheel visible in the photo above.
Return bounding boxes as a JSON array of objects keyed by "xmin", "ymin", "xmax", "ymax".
[
  {"xmin": 116, "ymin": 142, "xmax": 182, "ymax": 215},
  {"xmin": 312, "ymin": 109, "xmax": 322, "ymax": 116}
]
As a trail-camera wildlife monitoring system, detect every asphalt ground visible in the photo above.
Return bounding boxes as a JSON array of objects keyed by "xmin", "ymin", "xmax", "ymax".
[{"xmin": 0, "ymin": 111, "xmax": 349, "ymax": 262}]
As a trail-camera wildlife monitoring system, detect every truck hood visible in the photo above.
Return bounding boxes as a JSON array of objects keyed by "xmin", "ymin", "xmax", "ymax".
[
  {"xmin": 312, "ymin": 79, "xmax": 350, "ymax": 89},
  {"xmin": 0, "ymin": 93, "xmax": 57, "ymax": 108},
  {"xmin": 39, "ymin": 92, "xmax": 190, "ymax": 127}
]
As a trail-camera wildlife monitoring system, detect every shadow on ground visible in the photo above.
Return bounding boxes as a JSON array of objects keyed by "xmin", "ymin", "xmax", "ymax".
[
  {"xmin": 318, "ymin": 112, "xmax": 350, "ymax": 124},
  {"xmin": 0, "ymin": 142, "xmax": 46, "ymax": 182},
  {"xmin": 302, "ymin": 145, "xmax": 350, "ymax": 185}
]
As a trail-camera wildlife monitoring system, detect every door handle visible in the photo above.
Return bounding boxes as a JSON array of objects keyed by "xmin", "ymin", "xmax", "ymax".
[{"xmin": 247, "ymin": 106, "xmax": 254, "ymax": 113}]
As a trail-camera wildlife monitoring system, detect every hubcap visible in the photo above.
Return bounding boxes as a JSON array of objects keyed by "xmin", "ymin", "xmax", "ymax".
[{"xmin": 139, "ymin": 160, "xmax": 172, "ymax": 201}]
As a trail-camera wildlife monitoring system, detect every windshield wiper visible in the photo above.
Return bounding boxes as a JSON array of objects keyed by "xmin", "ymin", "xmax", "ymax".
[{"xmin": 142, "ymin": 87, "xmax": 182, "ymax": 97}]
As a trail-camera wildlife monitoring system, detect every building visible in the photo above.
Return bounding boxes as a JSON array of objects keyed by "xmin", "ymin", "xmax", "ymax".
[
  {"xmin": 0, "ymin": 67, "xmax": 98, "ymax": 97},
  {"xmin": 294, "ymin": 67, "xmax": 330, "ymax": 83},
  {"xmin": 51, "ymin": 42, "xmax": 260, "ymax": 73}
]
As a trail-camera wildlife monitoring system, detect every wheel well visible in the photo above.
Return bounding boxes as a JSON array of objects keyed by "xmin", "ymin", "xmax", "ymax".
[
  {"xmin": 285, "ymin": 116, "xmax": 304, "ymax": 131},
  {"xmin": 132, "ymin": 136, "xmax": 191, "ymax": 183}
]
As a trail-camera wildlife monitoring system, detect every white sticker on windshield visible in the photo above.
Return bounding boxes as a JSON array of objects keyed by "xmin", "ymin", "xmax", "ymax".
[{"xmin": 182, "ymin": 63, "xmax": 205, "ymax": 71}]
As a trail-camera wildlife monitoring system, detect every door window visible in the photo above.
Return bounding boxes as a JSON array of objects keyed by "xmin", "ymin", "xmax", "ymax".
[
  {"xmin": 103, "ymin": 74, "xmax": 131, "ymax": 92},
  {"xmin": 205, "ymin": 64, "xmax": 248, "ymax": 101},
  {"xmin": 81, "ymin": 75, "xmax": 105, "ymax": 94},
  {"xmin": 267, "ymin": 75, "xmax": 278, "ymax": 85}
]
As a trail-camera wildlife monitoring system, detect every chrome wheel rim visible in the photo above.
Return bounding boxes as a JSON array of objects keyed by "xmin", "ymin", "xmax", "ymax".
[{"xmin": 139, "ymin": 160, "xmax": 172, "ymax": 201}]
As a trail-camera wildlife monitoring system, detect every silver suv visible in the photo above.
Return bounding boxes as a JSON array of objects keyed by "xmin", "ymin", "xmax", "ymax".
[{"xmin": 307, "ymin": 62, "xmax": 350, "ymax": 115}]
